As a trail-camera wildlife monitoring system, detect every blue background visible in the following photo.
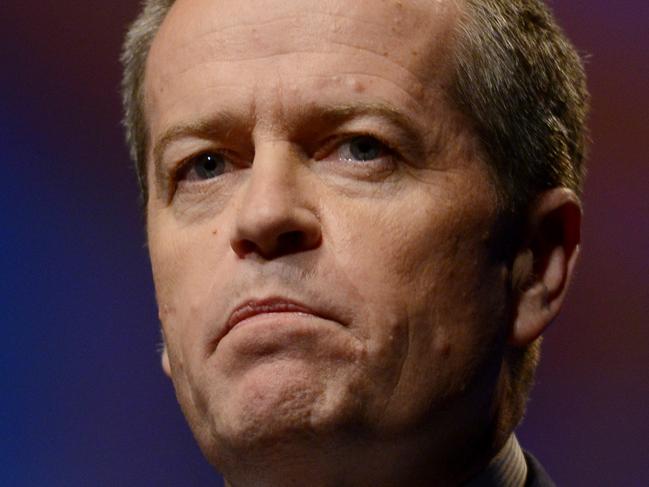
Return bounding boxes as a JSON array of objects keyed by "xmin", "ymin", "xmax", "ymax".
[{"xmin": 2, "ymin": 1, "xmax": 648, "ymax": 485}]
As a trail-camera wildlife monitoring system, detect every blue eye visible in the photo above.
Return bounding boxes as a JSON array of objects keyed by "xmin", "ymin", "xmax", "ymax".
[
  {"xmin": 344, "ymin": 136, "xmax": 387, "ymax": 161},
  {"xmin": 186, "ymin": 153, "xmax": 226, "ymax": 180}
]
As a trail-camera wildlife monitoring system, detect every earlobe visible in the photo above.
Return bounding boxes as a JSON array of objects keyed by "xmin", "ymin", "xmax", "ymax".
[
  {"xmin": 509, "ymin": 188, "xmax": 582, "ymax": 347},
  {"xmin": 161, "ymin": 343, "xmax": 172, "ymax": 377}
]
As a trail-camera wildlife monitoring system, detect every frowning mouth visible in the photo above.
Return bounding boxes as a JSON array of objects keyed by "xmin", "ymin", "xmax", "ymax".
[
  {"xmin": 205, "ymin": 295, "xmax": 347, "ymax": 357},
  {"xmin": 225, "ymin": 297, "xmax": 327, "ymax": 333}
]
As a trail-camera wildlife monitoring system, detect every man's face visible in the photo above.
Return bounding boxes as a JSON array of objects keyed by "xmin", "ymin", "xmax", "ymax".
[{"xmin": 145, "ymin": 0, "xmax": 510, "ymax": 466}]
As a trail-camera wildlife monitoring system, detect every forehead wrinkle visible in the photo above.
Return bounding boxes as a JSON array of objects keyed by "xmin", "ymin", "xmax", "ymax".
[
  {"xmin": 152, "ymin": 3, "xmax": 453, "ymax": 71},
  {"xmin": 324, "ymin": 40, "xmax": 442, "ymax": 91},
  {"xmin": 151, "ymin": 55, "xmax": 432, "ymax": 117},
  {"xmin": 148, "ymin": 0, "xmax": 461, "ymax": 106},
  {"xmin": 294, "ymin": 72, "xmax": 429, "ymax": 112},
  {"xmin": 163, "ymin": 7, "xmax": 421, "ymax": 48},
  {"xmin": 169, "ymin": 10, "xmax": 397, "ymax": 45},
  {"xmin": 155, "ymin": 50, "xmax": 431, "ymax": 92}
]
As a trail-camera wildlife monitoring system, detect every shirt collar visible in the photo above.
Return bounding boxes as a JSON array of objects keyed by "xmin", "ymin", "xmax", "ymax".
[{"xmin": 463, "ymin": 435, "xmax": 528, "ymax": 487}]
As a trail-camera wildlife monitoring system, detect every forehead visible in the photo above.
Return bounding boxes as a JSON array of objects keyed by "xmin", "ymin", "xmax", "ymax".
[
  {"xmin": 151, "ymin": 0, "xmax": 459, "ymax": 59},
  {"xmin": 145, "ymin": 0, "xmax": 461, "ymax": 131}
]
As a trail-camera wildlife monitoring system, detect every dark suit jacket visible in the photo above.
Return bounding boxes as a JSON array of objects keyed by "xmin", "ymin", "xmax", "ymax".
[{"xmin": 524, "ymin": 452, "xmax": 556, "ymax": 487}]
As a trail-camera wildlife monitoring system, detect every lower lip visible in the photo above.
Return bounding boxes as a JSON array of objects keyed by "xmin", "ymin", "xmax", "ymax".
[
  {"xmin": 231, "ymin": 311, "xmax": 324, "ymax": 331},
  {"xmin": 213, "ymin": 312, "xmax": 338, "ymax": 356}
]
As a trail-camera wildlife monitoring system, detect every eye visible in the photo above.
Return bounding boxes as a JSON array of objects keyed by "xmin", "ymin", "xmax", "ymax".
[
  {"xmin": 179, "ymin": 152, "xmax": 228, "ymax": 181},
  {"xmin": 339, "ymin": 136, "xmax": 389, "ymax": 162}
]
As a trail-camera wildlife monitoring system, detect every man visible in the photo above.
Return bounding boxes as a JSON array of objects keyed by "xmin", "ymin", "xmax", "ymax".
[{"xmin": 121, "ymin": 0, "xmax": 588, "ymax": 485}]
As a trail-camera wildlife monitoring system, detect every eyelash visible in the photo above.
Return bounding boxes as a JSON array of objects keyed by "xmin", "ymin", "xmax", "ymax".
[{"xmin": 319, "ymin": 133, "xmax": 397, "ymax": 161}]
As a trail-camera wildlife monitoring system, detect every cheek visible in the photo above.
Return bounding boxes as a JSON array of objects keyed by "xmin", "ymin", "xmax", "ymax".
[
  {"xmin": 391, "ymin": 236, "xmax": 508, "ymax": 423},
  {"xmin": 331, "ymin": 193, "xmax": 492, "ymax": 313},
  {"xmin": 327, "ymin": 188, "xmax": 507, "ymax": 419},
  {"xmin": 150, "ymin": 222, "xmax": 229, "ymax": 438},
  {"xmin": 148, "ymin": 213, "xmax": 220, "ymax": 367}
]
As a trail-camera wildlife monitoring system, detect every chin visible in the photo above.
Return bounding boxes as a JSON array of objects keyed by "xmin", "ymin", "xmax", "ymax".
[{"xmin": 187, "ymin": 358, "xmax": 366, "ymax": 463}]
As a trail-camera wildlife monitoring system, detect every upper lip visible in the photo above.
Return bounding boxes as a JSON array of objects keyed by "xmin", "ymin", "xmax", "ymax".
[{"xmin": 225, "ymin": 297, "xmax": 329, "ymax": 332}]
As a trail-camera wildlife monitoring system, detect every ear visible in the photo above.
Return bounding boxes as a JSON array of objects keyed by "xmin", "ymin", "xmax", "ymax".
[
  {"xmin": 509, "ymin": 188, "xmax": 582, "ymax": 347},
  {"xmin": 161, "ymin": 341, "xmax": 172, "ymax": 377}
]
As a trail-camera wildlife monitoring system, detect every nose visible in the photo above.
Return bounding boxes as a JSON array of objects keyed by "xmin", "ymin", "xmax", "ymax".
[{"xmin": 229, "ymin": 143, "xmax": 322, "ymax": 260}]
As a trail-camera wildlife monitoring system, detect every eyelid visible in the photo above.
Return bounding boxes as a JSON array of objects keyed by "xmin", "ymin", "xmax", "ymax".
[{"xmin": 315, "ymin": 132, "xmax": 399, "ymax": 161}]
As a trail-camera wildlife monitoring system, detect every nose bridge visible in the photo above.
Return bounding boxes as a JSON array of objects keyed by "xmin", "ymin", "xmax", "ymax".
[
  {"xmin": 243, "ymin": 140, "xmax": 301, "ymax": 212},
  {"xmin": 230, "ymin": 140, "xmax": 321, "ymax": 259}
]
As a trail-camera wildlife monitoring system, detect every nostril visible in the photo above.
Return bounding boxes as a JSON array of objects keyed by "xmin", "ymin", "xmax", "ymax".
[
  {"xmin": 277, "ymin": 231, "xmax": 306, "ymax": 253},
  {"xmin": 233, "ymin": 232, "xmax": 306, "ymax": 259},
  {"xmin": 230, "ymin": 206, "xmax": 322, "ymax": 259},
  {"xmin": 236, "ymin": 240, "xmax": 257, "ymax": 256}
]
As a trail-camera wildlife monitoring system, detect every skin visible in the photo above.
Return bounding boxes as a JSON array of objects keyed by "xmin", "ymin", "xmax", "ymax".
[{"xmin": 143, "ymin": 0, "xmax": 582, "ymax": 485}]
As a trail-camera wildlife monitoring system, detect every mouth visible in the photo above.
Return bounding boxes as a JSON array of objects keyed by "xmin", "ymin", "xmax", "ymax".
[
  {"xmin": 204, "ymin": 294, "xmax": 346, "ymax": 357},
  {"xmin": 225, "ymin": 297, "xmax": 331, "ymax": 335}
]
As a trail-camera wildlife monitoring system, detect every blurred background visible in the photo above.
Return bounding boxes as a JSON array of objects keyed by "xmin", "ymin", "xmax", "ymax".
[{"xmin": 1, "ymin": 1, "xmax": 647, "ymax": 485}]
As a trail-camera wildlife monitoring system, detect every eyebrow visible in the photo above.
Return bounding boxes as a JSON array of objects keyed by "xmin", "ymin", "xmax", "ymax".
[
  {"xmin": 151, "ymin": 110, "xmax": 242, "ymax": 194},
  {"xmin": 153, "ymin": 110, "xmax": 239, "ymax": 168},
  {"xmin": 302, "ymin": 103, "xmax": 433, "ymax": 170},
  {"xmin": 301, "ymin": 102, "xmax": 419, "ymax": 130},
  {"xmin": 297, "ymin": 102, "xmax": 426, "ymax": 152}
]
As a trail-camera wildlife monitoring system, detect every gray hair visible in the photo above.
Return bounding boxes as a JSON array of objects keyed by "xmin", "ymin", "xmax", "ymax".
[
  {"xmin": 452, "ymin": 0, "xmax": 589, "ymax": 213},
  {"xmin": 121, "ymin": 0, "xmax": 174, "ymax": 202},
  {"xmin": 447, "ymin": 1, "xmax": 588, "ymax": 429}
]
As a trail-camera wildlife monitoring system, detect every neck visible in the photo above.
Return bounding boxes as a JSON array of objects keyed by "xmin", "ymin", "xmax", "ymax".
[{"xmin": 219, "ymin": 415, "xmax": 510, "ymax": 487}]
